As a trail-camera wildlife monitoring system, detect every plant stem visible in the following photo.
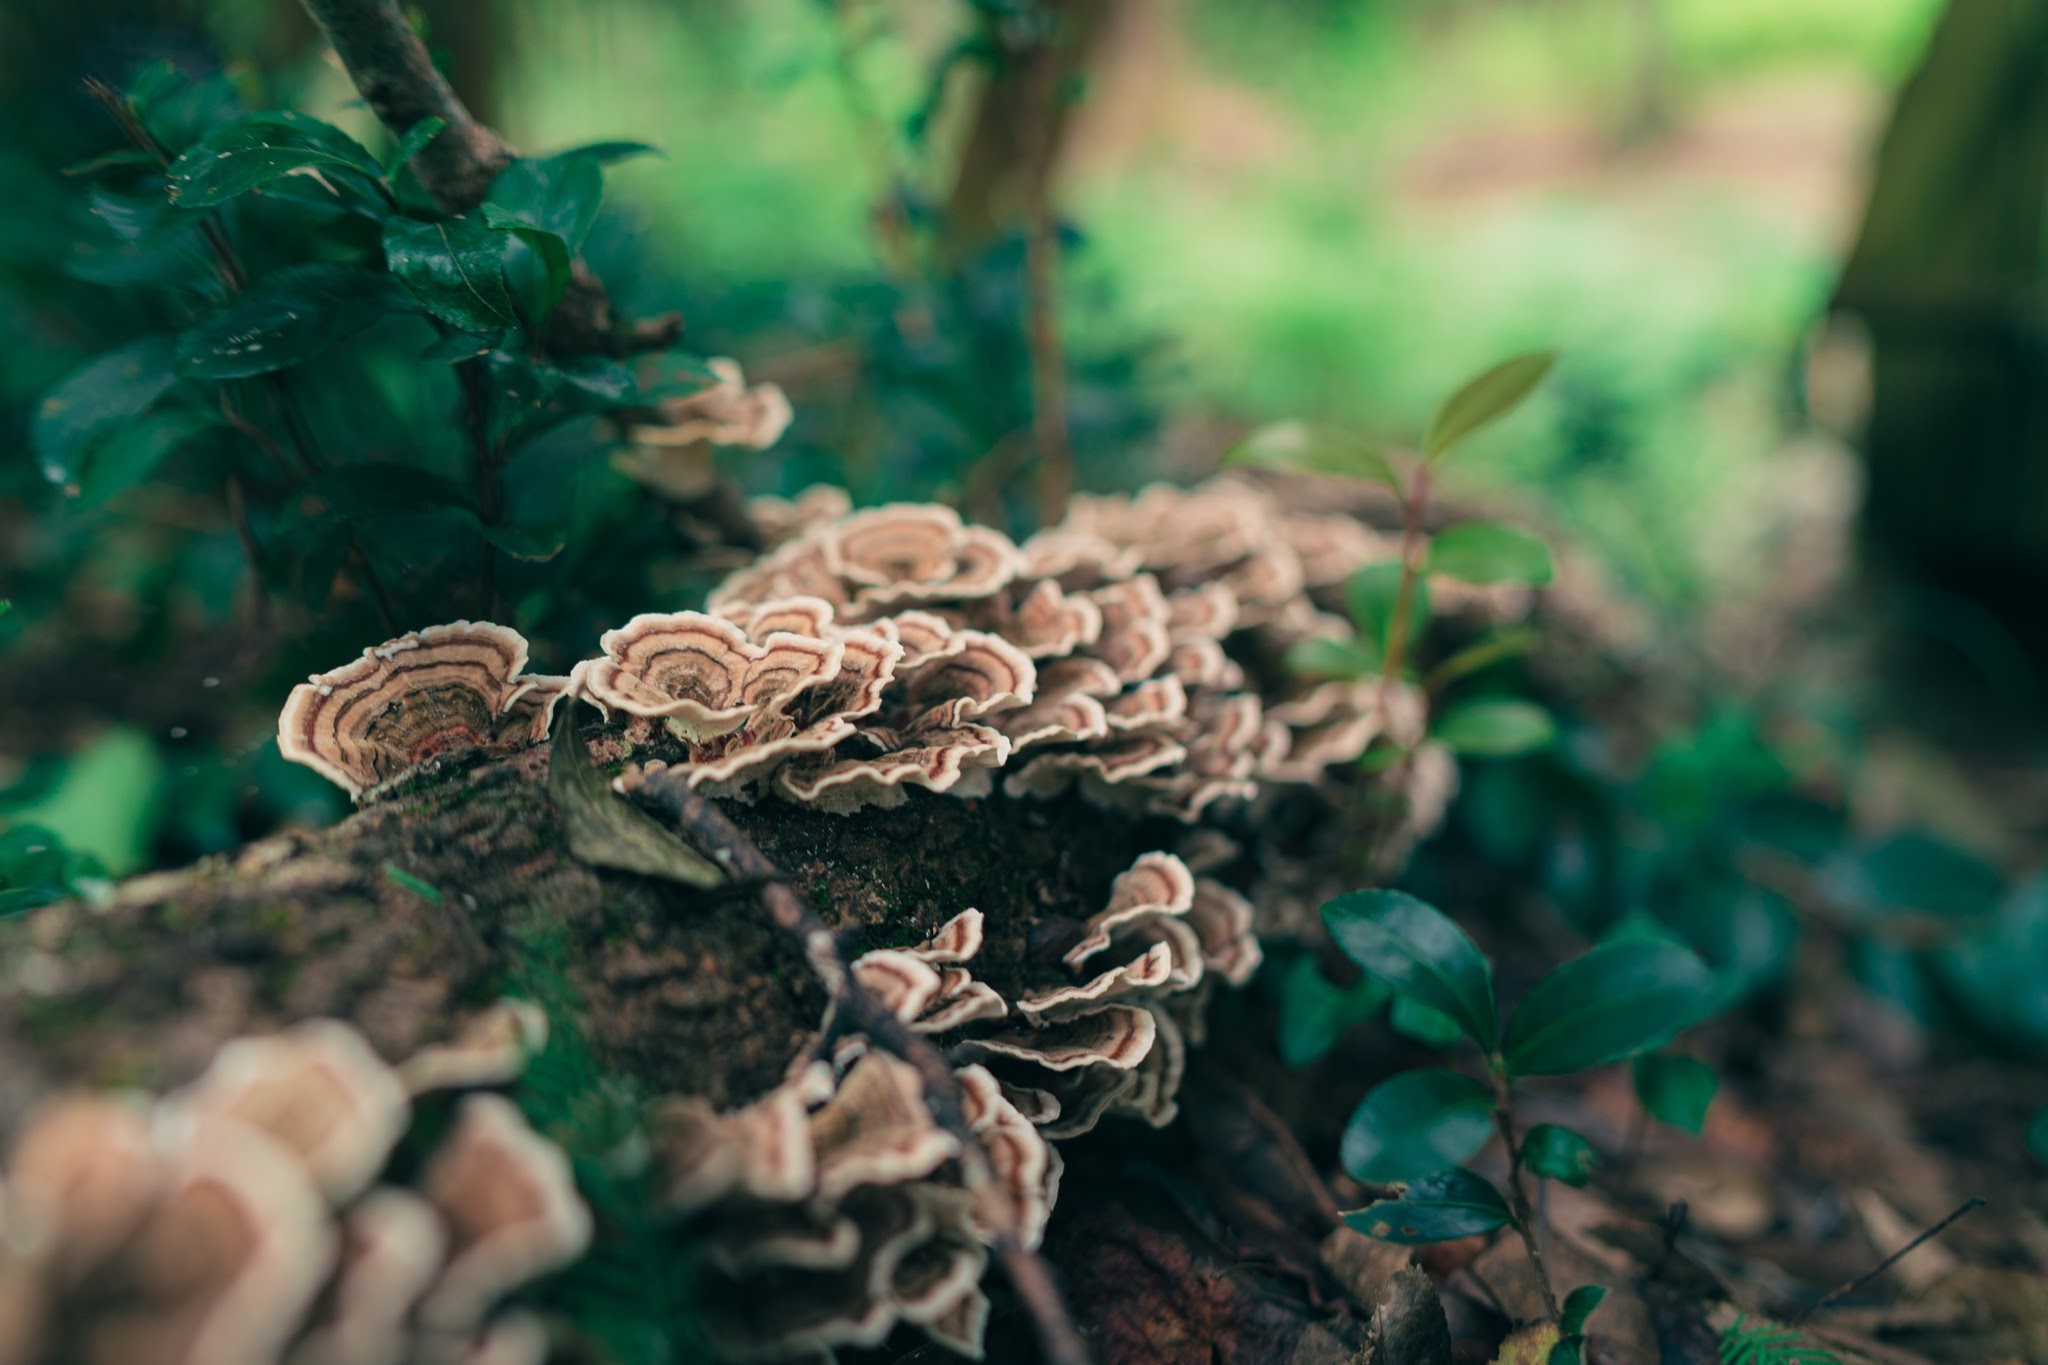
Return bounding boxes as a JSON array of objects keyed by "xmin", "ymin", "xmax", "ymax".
[
  {"xmin": 1379, "ymin": 463, "xmax": 1432, "ymax": 687},
  {"xmin": 1491, "ymin": 1073, "xmax": 1563, "ymax": 1323}
]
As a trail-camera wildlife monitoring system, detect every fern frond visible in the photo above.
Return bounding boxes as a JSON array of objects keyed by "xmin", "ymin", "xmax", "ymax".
[{"xmin": 1718, "ymin": 1313, "xmax": 1843, "ymax": 1365}]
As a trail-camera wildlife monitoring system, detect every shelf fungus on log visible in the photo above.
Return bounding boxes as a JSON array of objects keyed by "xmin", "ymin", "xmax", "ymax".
[
  {"xmin": 0, "ymin": 1013, "xmax": 583, "ymax": 1365},
  {"xmin": 277, "ymin": 623, "xmax": 569, "ymax": 802}
]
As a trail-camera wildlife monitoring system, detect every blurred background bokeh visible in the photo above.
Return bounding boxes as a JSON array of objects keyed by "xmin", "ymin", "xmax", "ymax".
[{"xmin": 9, "ymin": 0, "xmax": 2048, "ymax": 891}]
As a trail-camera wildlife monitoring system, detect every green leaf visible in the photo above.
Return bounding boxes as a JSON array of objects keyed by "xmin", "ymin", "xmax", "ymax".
[
  {"xmin": 1427, "ymin": 522, "xmax": 1554, "ymax": 586},
  {"xmin": 73, "ymin": 409, "xmax": 217, "ymax": 509},
  {"xmin": 1423, "ymin": 350, "xmax": 1557, "ymax": 459},
  {"xmin": 1343, "ymin": 1167, "xmax": 1513, "ymax": 1244},
  {"xmin": 1520, "ymin": 1123, "xmax": 1597, "ymax": 1187},
  {"xmin": 1344, "ymin": 561, "xmax": 1428, "ymax": 660},
  {"xmin": 1221, "ymin": 420, "xmax": 1402, "ymax": 491},
  {"xmin": 1425, "ymin": 628, "xmax": 1541, "ymax": 693},
  {"xmin": 1339, "ymin": 1069, "xmax": 1494, "ymax": 1183},
  {"xmin": 486, "ymin": 153, "xmax": 604, "ymax": 251},
  {"xmin": 558, "ymin": 139, "xmax": 661, "ymax": 165},
  {"xmin": 176, "ymin": 265, "xmax": 404, "ymax": 379},
  {"xmin": 0, "ymin": 728, "xmax": 166, "ymax": 878},
  {"xmin": 1321, "ymin": 890, "xmax": 1498, "ymax": 1047},
  {"xmin": 383, "ymin": 116, "xmax": 447, "ymax": 176},
  {"xmin": 170, "ymin": 111, "xmax": 382, "ymax": 207},
  {"xmin": 1632, "ymin": 1053, "xmax": 1719, "ymax": 1134},
  {"xmin": 62, "ymin": 148, "xmax": 162, "ymax": 178},
  {"xmin": 382, "ymin": 863, "xmax": 444, "ymax": 903},
  {"xmin": 1278, "ymin": 955, "xmax": 1388, "ymax": 1067},
  {"xmin": 383, "ymin": 215, "xmax": 517, "ymax": 332},
  {"xmin": 1284, "ymin": 635, "xmax": 1379, "ymax": 682},
  {"xmin": 549, "ymin": 706, "xmax": 723, "ymax": 887},
  {"xmin": 32, "ymin": 337, "xmax": 181, "ymax": 490},
  {"xmin": 1559, "ymin": 1284, "xmax": 1607, "ymax": 1337},
  {"xmin": 1830, "ymin": 831, "xmax": 2003, "ymax": 922},
  {"xmin": 1433, "ymin": 700, "xmax": 1557, "ymax": 758},
  {"xmin": 1390, "ymin": 994, "xmax": 1467, "ymax": 1046},
  {"xmin": 290, "ymin": 464, "xmax": 563, "ymax": 563},
  {"xmin": 1548, "ymin": 1341, "xmax": 1584, "ymax": 1365},
  {"xmin": 1502, "ymin": 938, "xmax": 1720, "ymax": 1077},
  {"xmin": 2027, "ymin": 1106, "xmax": 2048, "ymax": 1169},
  {"xmin": 482, "ymin": 207, "xmax": 574, "ymax": 322}
]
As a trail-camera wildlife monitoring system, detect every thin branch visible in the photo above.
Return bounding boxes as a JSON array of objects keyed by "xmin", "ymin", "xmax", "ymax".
[
  {"xmin": 1491, "ymin": 1079, "xmax": 1563, "ymax": 1324},
  {"xmin": 298, "ymin": 0, "xmax": 511, "ymax": 214},
  {"xmin": 622, "ymin": 764, "xmax": 1093, "ymax": 1365},
  {"xmin": 1793, "ymin": 1196, "xmax": 1983, "ymax": 1323}
]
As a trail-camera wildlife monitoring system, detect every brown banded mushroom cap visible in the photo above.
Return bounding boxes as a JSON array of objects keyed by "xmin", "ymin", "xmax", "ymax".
[
  {"xmin": 3, "ymin": 1093, "xmax": 163, "ymax": 1281},
  {"xmin": 1017, "ymin": 527, "xmax": 1144, "ymax": 587},
  {"xmin": 173, "ymin": 1019, "xmax": 410, "ymax": 1205},
  {"xmin": 1064, "ymin": 852, "xmax": 1197, "ymax": 970},
  {"xmin": 1103, "ymin": 675, "xmax": 1188, "ymax": 732},
  {"xmin": 1263, "ymin": 680, "xmax": 1400, "ymax": 782},
  {"xmin": 1113, "ymin": 1006, "xmax": 1187, "ymax": 1128},
  {"xmin": 416, "ymin": 1095, "xmax": 593, "ymax": 1333},
  {"xmin": 1004, "ymin": 731, "xmax": 1187, "ymax": 801},
  {"xmin": 1066, "ymin": 482, "xmax": 1268, "ymax": 579},
  {"xmin": 712, "ymin": 594, "xmax": 840, "ymax": 641},
  {"xmin": 1187, "ymin": 879, "xmax": 1263, "ymax": 987},
  {"xmin": 397, "ymin": 998, "xmax": 551, "ymax": 1096},
  {"xmin": 822, "ymin": 505, "xmax": 1024, "ymax": 612},
  {"xmin": 1085, "ymin": 575, "xmax": 1174, "ymax": 683},
  {"xmin": 1165, "ymin": 582, "xmax": 1240, "ymax": 642},
  {"xmin": 278, "ymin": 622, "xmax": 566, "ymax": 801},
  {"xmin": 633, "ymin": 357, "xmax": 792, "ymax": 451},
  {"xmin": 1012, "ymin": 941, "xmax": 1176, "ymax": 1023},
  {"xmin": 878, "ymin": 611, "xmax": 964, "ymax": 670},
  {"xmin": 573, "ymin": 612, "xmax": 844, "ymax": 739},
  {"xmin": 907, "ymin": 909, "xmax": 983, "ymax": 964},
  {"xmin": 286, "ymin": 1187, "xmax": 446, "ymax": 1365},
  {"xmin": 808, "ymin": 1053, "xmax": 960, "ymax": 1200},
  {"xmin": 952, "ymin": 1004, "xmax": 1157, "ymax": 1073},
  {"xmin": 1285, "ymin": 511, "xmax": 1396, "ymax": 588},
  {"xmin": 749, "ymin": 485, "xmax": 853, "ymax": 548},
  {"xmin": 651, "ymin": 1084, "xmax": 815, "ymax": 1215},
  {"xmin": 900, "ymin": 630, "xmax": 1036, "ymax": 728},
  {"xmin": 963, "ymin": 579, "xmax": 1103, "ymax": 659},
  {"xmin": 1166, "ymin": 637, "xmax": 1244, "ymax": 691},
  {"xmin": 1035, "ymin": 655, "xmax": 1124, "ymax": 700},
  {"xmin": 848, "ymin": 950, "xmax": 946, "ymax": 1024},
  {"xmin": 994, "ymin": 691, "xmax": 1110, "ymax": 751},
  {"xmin": 705, "ymin": 539, "xmax": 846, "ymax": 615},
  {"xmin": 80, "ymin": 1111, "xmax": 336, "ymax": 1365},
  {"xmin": 954, "ymin": 1066, "xmax": 1058, "ymax": 1249},
  {"xmin": 912, "ymin": 969, "xmax": 1009, "ymax": 1034},
  {"xmin": 776, "ymin": 721, "xmax": 1010, "ymax": 815}
]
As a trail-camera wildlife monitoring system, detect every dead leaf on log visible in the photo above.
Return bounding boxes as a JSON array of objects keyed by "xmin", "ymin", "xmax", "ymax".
[{"xmin": 548, "ymin": 704, "xmax": 724, "ymax": 887}]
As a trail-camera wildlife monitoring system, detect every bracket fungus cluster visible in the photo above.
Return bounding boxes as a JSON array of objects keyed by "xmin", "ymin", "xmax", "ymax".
[
  {"xmin": 0, "ymin": 1007, "xmax": 584, "ymax": 1365},
  {"xmin": 642, "ymin": 853, "xmax": 1259, "ymax": 1361},
  {"xmin": 258, "ymin": 475, "xmax": 1517, "ymax": 1362}
]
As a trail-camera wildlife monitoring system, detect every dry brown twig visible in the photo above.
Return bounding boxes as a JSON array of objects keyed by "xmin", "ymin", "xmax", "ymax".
[{"xmin": 621, "ymin": 761, "xmax": 1094, "ymax": 1365}]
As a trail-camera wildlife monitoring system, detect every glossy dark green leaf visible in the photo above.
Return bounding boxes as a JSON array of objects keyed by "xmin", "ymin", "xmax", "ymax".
[
  {"xmin": 176, "ymin": 265, "xmax": 403, "ymax": 379},
  {"xmin": 383, "ymin": 215, "xmax": 517, "ymax": 332},
  {"xmin": 1559, "ymin": 1283, "xmax": 1607, "ymax": 1337},
  {"xmin": 1520, "ymin": 1123, "xmax": 1597, "ymax": 1187},
  {"xmin": 1339, "ymin": 1069, "xmax": 1494, "ymax": 1183},
  {"xmin": 1390, "ymin": 993, "xmax": 1467, "ymax": 1046},
  {"xmin": 383, "ymin": 117, "xmax": 447, "ymax": 176},
  {"xmin": 1322, "ymin": 890, "xmax": 1497, "ymax": 1047},
  {"xmin": 1632, "ymin": 1053, "xmax": 1718, "ymax": 1134},
  {"xmin": 1546, "ymin": 1340, "xmax": 1583, "ymax": 1365},
  {"xmin": 1829, "ymin": 831, "xmax": 2003, "ymax": 922},
  {"xmin": 1284, "ymin": 635, "xmax": 1380, "ymax": 682},
  {"xmin": 1343, "ymin": 1167, "xmax": 1513, "ymax": 1244},
  {"xmin": 482, "ymin": 206, "xmax": 574, "ymax": 321},
  {"xmin": 1278, "ymin": 955, "xmax": 1388, "ymax": 1067},
  {"xmin": 420, "ymin": 330, "xmax": 503, "ymax": 363},
  {"xmin": 486, "ymin": 153, "xmax": 603, "ymax": 251},
  {"xmin": 1221, "ymin": 420, "xmax": 1402, "ymax": 491},
  {"xmin": 1433, "ymin": 700, "xmax": 1557, "ymax": 758},
  {"xmin": 1427, "ymin": 521, "xmax": 1555, "ymax": 586},
  {"xmin": 74, "ymin": 409, "xmax": 217, "ymax": 508},
  {"xmin": 1423, "ymin": 350, "xmax": 1557, "ymax": 459},
  {"xmin": 1502, "ymin": 938, "xmax": 1719, "ymax": 1077},
  {"xmin": 32, "ymin": 337, "xmax": 181, "ymax": 490},
  {"xmin": 558, "ymin": 139, "xmax": 661, "ymax": 165},
  {"xmin": 170, "ymin": 111, "xmax": 382, "ymax": 206}
]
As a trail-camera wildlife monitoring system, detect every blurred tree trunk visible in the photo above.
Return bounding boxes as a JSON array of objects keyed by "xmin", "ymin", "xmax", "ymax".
[{"xmin": 1833, "ymin": 0, "xmax": 2048, "ymax": 642}]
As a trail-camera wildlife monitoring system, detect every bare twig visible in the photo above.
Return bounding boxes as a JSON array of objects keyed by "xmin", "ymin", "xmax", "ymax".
[
  {"xmin": 622, "ymin": 764, "xmax": 1093, "ymax": 1365},
  {"xmin": 1490, "ymin": 1080, "xmax": 1563, "ymax": 1324},
  {"xmin": 1793, "ymin": 1196, "xmax": 1983, "ymax": 1323}
]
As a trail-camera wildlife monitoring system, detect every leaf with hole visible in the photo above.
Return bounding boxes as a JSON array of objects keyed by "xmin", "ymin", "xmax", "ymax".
[
  {"xmin": 1502, "ymin": 937, "xmax": 1720, "ymax": 1077},
  {"xmin": 1520, "ymin": 1123, "xmax": 1597, "ymax": 1187},
  {"xmin": 1278, "ymin": 955, "xmax": 1388, "ymax": 1067},
  {"xmin": 1322, "ymin": 890, "xmax": 1497, "ymax": 1047},
  {"xmin": 1632, "ymin": 1053, "xmax": 1718, "ymax": 1134},
  {"xmin": 1424, "ymin": 350, "xmax": 1557, "ymax": 459},
  {"xmin": 1339, "ymin": 1069, "xmax": 1493, "ymax": 1183},
  {"xmin": 176, "ymin": 265, "xmax": 405, "ymax": 379},
  {"xmin": 383, "ymin": 215, "xmax": 517, "ymax": 332},
  {"xmin": 1427, "ymin": 521, "xmax": 1554, "ymax": 586},
  {"xmin": 1343, "ymin": 1167, "xmax": 1513, "ymax": 1244},
  {"xmin": 33, "ymin": 337, "xmax": 181, "ymax": 491},
  {"xmin": 1433, "ymin": 700, "xmax": 1556, "ymax": 758},
  {"xmin": 170, "ymin": 111, "xmax": 383, "ymax": 207}
]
